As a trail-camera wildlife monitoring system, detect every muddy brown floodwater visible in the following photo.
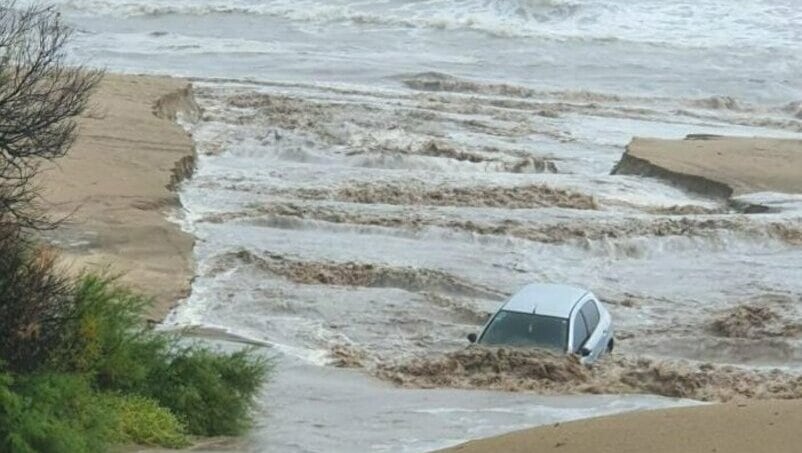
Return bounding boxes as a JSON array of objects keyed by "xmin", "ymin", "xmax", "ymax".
[
  {"xmin": 51, "ymin": 0, "xmax": 802, "ymax": 449},
  {"xmin": 378, "ymin": 347, "xmax": 802, "ymax": 402},
  {"xmin": 163, "ymin": 74, "xmax": 802, "ymax": 451}
]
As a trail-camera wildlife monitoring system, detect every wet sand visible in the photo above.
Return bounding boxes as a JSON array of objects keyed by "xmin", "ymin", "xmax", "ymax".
[
  {"xmin": 439, "ymin": 399, "xmax": 802, "ymax": 453},
  {"xmin": 38, "ymin": 74, "xmax": 200, "ymax": 320},
  {"xmin": 614, "ymin": 136, "xmax": 802, "ymax": 198}
]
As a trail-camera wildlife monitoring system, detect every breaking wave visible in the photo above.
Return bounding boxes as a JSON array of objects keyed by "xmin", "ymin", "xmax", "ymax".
[
  {"xmin": 292, "ymin": 182, "xmax": 598, "ymax": 210},
  {"xmin": 199, "ymin": 203, "xmax": 802, "ymax": 246},
  {"xmin": 60, "ymin": 0, "xmax": 586, "ymax": 40},
  {"xmin": 401, "ymin": 71, "xmax": 623, "ymax": 103},
  {"xmin": 710, "ymin": 297, "xmax": 802, "ymax": 339},
  {"xmin": 377, "ymin": 347, "xmax": 802, "ymax": 401},
  {"xmin": 328, "ymin": 343, "xmax": 368, "ymax": 368},
  {"xmin": 58, "ymin": 0, "xmax": 798, "ymax": 51},
  {"xmin": 209, "ymin": 249, "xmax": 505, "ymax": 300}
]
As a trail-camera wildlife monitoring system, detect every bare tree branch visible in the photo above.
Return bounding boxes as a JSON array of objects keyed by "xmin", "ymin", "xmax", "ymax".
[{"xmin": 0, "ymin": 2, "xmax": 103, "ymax": 234}]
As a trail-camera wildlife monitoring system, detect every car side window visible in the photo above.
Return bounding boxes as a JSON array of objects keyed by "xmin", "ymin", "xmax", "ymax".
[
  {"xmin": 580, "ymin": 300, "xmax": 600, "ymax": 333},
  {"xmin": 572, "ymin": 311, "xmax": 589, "ymax": 352}
]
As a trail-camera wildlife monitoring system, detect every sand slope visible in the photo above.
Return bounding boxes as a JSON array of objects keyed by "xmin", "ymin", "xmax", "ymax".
[
  {"xmin": 38, "ymin": 74, "xmax": 199, "ymax": 320},
  {"xmin": 613, "ymin": 136, "xmax": 802, "ymax": 199},
  {"xmin": 440, "ymin": 400, "xmax": 802, "ymax": 453}
]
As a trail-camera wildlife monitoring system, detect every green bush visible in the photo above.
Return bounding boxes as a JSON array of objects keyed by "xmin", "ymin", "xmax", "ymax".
[
  {"xmin": 51, "ymin": 274, "xmax": 169, "ymax": 392},
  {"xmin": 145, "ymin": 346, "xmax": 270, "ymax": 436},
  {"xmin": 1, "ymin": 268, "xmax": 270, "ymax": 450},
  {"xmin": 0, "ymin": 372, "xmax": 192, "ymax": 452},
  {"xmin": 99, "ymin": 394, "xmax": 190, "ymax": 448},
  {"xmin": 0, "ymin": 372, "xmax": 114, "ymax": 453},
  {"xmin": 53, "ymin": 274, "xmax": 271, "ymax": 437}
]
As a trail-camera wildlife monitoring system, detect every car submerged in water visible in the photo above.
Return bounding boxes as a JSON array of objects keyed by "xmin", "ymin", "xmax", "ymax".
[{"xmin": 467, "ymin": 283, "xmax": 614, "ymax": 365}]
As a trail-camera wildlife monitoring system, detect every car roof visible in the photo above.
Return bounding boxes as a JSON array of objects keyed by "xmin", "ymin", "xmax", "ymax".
[{"xmin": 502, "ymin": 283, "xmax": 589, "ymax": 318}]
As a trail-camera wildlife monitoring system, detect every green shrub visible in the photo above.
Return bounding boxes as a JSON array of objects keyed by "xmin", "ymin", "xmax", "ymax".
[
  {"xmin": 52, "ymin": 274, "xmax": 271, "ymax": 437},
  {"xmin": 145, "ymin": 346, "xmax": 270, "ymax": 436},
  {"xmin": 4, "ymin": 269, "xmax": 270, "ymax": 447},
  {"xmin": 0, "ymin": 372, "xmax": 115, "ymax": 453},
  {"xmin": 51, "ymin": 274, "xmax": 169, "ymax": 392},
  {"xmin": 0, "ymin": 371, "xmax": 191, "ymax": 452},
  {"xmin": 99, "ymin": 394, "xmax": 190, "ymax": 448}
]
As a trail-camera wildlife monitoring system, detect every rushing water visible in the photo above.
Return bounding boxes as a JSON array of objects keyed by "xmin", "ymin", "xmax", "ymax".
[{"xmin": 49, "ymin": 0, "xmax": 802, "ymax": 451}]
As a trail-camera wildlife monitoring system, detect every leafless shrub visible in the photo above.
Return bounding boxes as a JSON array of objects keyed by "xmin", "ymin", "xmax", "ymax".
[
  {"xmin": 0, "ymin": 2, "xmax": 102, "ymax": 233},
  {"xmin": 0, "ymin": 227, "xmax": 73, "ymax": 372}
]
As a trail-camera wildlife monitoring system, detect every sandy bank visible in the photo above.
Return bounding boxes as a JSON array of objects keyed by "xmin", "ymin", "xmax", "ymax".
[
  {"xmin": 613, "ymin": 136, "xmax": 802, "ymax": 204},
  {"xmin": 38, "ymin": 73, "xmax": 200, "ymax": 321},
  {"xmin": 438, "ymin": 399, "xmax": 802, "ymax": 453}
]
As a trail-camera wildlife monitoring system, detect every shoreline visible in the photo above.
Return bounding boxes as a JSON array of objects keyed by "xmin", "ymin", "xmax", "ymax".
[
  {"xmin": 39, "ymin": 73, "xmax": 200, "ymax": 321},
  {"xmin": 613, "ymin": 136, "xmax": 802, "ymax": 210},
  {"xmin": 439, "ymin": 399, "xmax": 802, "ymax": 453}
]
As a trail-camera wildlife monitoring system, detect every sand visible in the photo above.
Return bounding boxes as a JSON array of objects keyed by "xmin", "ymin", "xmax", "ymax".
[
  {"xmin": 37, "ymin": 74, "xmax": 200, "ymax": 321},
  {"xmin": 613, "ymin": 136, "xmax": 802, "ymax": 199},
  {"xmin": 438, "ymin": 400, "xmax": 802, "ymax": 453}
]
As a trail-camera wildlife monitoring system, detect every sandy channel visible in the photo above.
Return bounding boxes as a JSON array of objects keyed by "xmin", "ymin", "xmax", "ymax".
[{"xmin": 38, "ymin": 73, "xmax": 200, "ymax": 320}]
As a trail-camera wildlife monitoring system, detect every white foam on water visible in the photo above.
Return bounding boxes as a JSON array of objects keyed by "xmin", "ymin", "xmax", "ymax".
[
  {"xmin": 52, "ymin": 0, "xmax": 802, "ymax": 50},
  {"xmin": 735, "ymin": 192, "xmax": 802, "ymax": 214}
]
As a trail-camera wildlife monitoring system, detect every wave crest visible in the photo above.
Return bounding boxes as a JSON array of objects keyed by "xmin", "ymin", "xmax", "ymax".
[{"xmin": 60, "ymin": 0, "xmax": 586, "ymax": 39}]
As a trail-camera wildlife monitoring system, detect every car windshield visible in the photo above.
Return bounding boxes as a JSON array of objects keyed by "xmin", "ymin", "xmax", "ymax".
[{"xmin": 479, "ymin": 310, "xmax": 569, "ymax": 352}]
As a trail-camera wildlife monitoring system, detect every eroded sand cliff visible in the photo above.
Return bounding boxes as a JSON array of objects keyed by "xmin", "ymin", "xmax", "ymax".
[{"xmin": 38, "ymin": 74, "xmax": 200, "ymax": 320}]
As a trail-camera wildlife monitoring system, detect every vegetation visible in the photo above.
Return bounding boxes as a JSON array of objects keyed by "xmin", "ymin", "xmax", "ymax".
[
  {"xmin": 0, "ymin": 2, "xmax": 102, "ymax": 233},
  {"xmin": 0, "ymin": 238, "xmax": 271, "ymax": 451},
  {"xmin": 0, "ymin": 3, "xmax": 272, "ymax": 452},
  {"xmin": 53, "ymin": 274, "xmax": 271, "ymax": 437},
  {"xmin": 0, "ymin": 234, "xmax": 73, "ymax": 374},
  {"xmin": 146, "ymin": 346, "xmax": 267, "ymax": 436},
  {"xmin": 99, "ymin": 394, "xmax": 190, "ymax": 448},
  {"xmin": 0, "ymin": 372, "xmax": 114, "ymax": 453}
]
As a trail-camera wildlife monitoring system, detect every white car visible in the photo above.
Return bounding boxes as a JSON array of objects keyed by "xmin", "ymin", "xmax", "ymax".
[{"xmin": 467, "ymin": 283, "xmax": 614, "ymax": 364}]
